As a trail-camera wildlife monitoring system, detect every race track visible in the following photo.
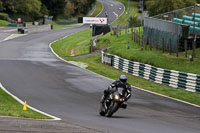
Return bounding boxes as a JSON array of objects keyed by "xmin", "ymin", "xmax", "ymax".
[{"xmin": 0, "ymin": 0, "xmax": 200, "ymax": 133}]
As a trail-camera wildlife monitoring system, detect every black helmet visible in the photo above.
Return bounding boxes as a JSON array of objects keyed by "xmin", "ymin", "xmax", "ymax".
[{"xmin": 120, "ymin": 75, "xmax": 127, "ymax": 83}]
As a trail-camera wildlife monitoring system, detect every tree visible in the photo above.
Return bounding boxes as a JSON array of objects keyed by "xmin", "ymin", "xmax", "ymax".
[
  {"xmin": 2, "ymin": 0, "xmax": 17, "ymax": 13},
  {"xmin": 147, "ymin": 0, "xmax": 195, "ymax": 16},
  {"xmin": 183, "ymin": 0, "xmax": 196, "ymax": 7},
  {"xmin": 40, "ymin": 4, "xmax": 49, "ymax": 16},
  {"xmin": 63, "ymin": 1, "xmax": 75, "ymax": 17},
  {"xmin": 41, "ymin": 0, "xmax": 66, "ymax": 19},
  {"xmin": 25, "ymin": 0, "xmax": 42, "ymax": 18},
  {"xmin": 0, "ymin": 0, "xmax": 3, "ymax": 11}
]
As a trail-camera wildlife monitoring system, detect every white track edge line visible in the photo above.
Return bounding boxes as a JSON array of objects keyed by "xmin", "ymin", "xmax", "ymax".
[
  {"xmin": 0, "ymin": 83, "xmax": 61, "ymax": 121},
  {"xmin": 97, "ymin": 0, "xmax": 105, "ymax": 17},
  {"xmin": 50, "ymin": 41, "xmax": 200, "ymax": 108},
  {"xmin": 49, "ymin": 32, "xmax": 200, "ymax": 109}
]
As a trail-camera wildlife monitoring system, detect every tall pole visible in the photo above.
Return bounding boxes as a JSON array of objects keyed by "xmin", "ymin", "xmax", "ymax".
[
  {"xmin": 127, "ymin": 0, "xmax": 130, "ymax": 49},
  {"xmin": 140, "ymin": 0, "xmax": 144, "ymax": 50},
  {"xmin": 192, "ymin": 5, "xmax": 196, "ymax": 60}
]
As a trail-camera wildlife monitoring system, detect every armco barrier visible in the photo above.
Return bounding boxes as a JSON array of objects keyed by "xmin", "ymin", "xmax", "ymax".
[{"xmin": 102, "ymin": 51, "xmax": 200, "ymax": 93}]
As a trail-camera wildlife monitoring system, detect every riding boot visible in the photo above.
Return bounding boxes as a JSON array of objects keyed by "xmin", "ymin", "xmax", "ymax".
[{"xmin": 100, "ymin": 95, "xmax": 106, "ymax": 103}]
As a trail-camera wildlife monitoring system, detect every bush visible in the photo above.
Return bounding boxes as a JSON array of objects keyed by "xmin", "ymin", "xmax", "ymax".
[{"xmin": 0, "ymin": 12, "xmax": 8, "ymax": 20}]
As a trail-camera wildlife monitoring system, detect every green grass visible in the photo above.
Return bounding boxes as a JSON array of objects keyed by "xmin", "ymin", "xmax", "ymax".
[
  {"xmin": 90, "ymin": 1, "xmax": 103, "ymax": 17},
  {"xmin": 112, "ymin": 0, "xmax": 141, "ymax": 25},
  {"xmin": 50, "ymin": 29, "xmax": 200, "ymax": 106},
  {"xmin": 66, "ymin": 56, "xmax": 200, "ymax": 106},
  {"xmin": 0, "ymin": 20, "xmax": 10, "ymax": 27},
  {"xmin": 52, "ymin": 24, "xmax": 70, "ymax": 30},
  {"xmin": 97, "ymin": 31, "xmax": 200, "ymax": 75},
  {"xmin": 50, "ymin": 0, "xmax": 200, "ymax": 106},
  {"xmin": 51, "ymin": 29, "xmax": 91, "ymax": 57},
  {"xmin": 0, "ymin": 88, "xmax": 50, "ymax": 119}
]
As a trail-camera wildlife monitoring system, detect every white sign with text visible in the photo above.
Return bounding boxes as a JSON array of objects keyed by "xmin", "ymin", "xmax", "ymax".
[{"xmin": 83, "ymin": 17, "xmax": 107, "ymax": 25}]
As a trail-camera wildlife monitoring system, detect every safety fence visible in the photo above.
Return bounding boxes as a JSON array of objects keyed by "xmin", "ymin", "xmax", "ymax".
[{"xmin": 102, "ymin": 51, "xmax": 200, "ymax": 93}]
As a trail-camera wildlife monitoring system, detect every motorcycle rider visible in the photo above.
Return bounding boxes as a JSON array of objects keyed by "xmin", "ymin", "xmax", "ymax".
[{"xmin": 101, "ymin": 75, "xmax": 131, "ymax": 108}]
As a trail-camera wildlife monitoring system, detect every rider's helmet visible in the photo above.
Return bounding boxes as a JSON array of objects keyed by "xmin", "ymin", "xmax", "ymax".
[{"xmin": 119, "ymin": 75, "xmax": 127, "ymax": 83}]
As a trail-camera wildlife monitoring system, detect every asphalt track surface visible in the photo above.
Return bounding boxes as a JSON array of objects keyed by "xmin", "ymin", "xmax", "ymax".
[{"xmin": 0, "ymin": 0, "xmax": 200, "ymax": 133}]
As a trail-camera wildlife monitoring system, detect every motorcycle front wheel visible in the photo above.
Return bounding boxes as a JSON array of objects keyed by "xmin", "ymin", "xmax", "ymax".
[{"xmin": 106, "ymin": 102, "xmax": 120, "ymax": 117}]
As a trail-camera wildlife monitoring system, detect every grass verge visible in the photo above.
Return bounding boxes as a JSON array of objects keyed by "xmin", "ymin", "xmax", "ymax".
[
  {"xmin": 50, "ymin": 0, "xmax": 200, "ymax": 106},
  {"xmin": 90, "ymin": 1, "xmax": 103, "ymax": 17},
  {"xmin": 50, "ymin": 30, "xmax": 200, "ymax": 106},
  {"xmin": 66, "ymin": 56, "xmax": 200, "ymax": 106},
  {"xmin": 0, "ymin": 87, "xmax": 50, "ymax": 119},
  {"xmin": 51, "ymin": 29, "xmax": 91, "ymax": 57},
  {"xmin": 97, "ymin": 30, "xmax": 200, "ymax": 75},
  {"xmin": 0, "ymin": 20, "xmax": 10, "ymax": 27}
]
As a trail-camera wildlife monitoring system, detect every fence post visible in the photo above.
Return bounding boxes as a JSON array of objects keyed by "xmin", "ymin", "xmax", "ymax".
[
  {"xmin": 131, "ymin": 27, "xmax": 133, "ymax": 40},
  {"xmin": 134, "ymin": 28, "xmax": 136, "ymax": 42},
  {"xmin": 162, "ymin": 38, "xmax": 165, "ymax": 53},
  {"xmin": 184, "ymin": 39, "xmax": 187, "ymax": 57},
  {"xmin": 150, "ymin": 37, "xmax": 152, "ymax": 51},
  {"xmin": 139, "ymin": 26, "xmax": 141, "ymax": 47},
  {"xmin": 169, "ymin": 39, "xmax": 172, "ymax": 55},
  {"xmin": 141, "ymin": 35, "xmax": 143, "ymax": 51},
  {"xmin": 176, "ymin": 39, "xmax": 179, "ymax": 57},
  {"xmin": 156, "ymin": 39, "xmax": 158, "ymax": 50},
  {"xmin": 117, "ymin": 25, "xmax": 119, "ymax": 37},
  {"xmin": 137, "ymin": 30, "xmax": 139, "ymax": 44},
  {"xmin": 126, "ymin": 25, "xmax": 128, "ymax": 34},
  {"xmin": 192, "ymin": 39, "xmax": 196, "ymax": 58},
  {"xmin": 120, "ymin": 26, "xmax": 121, "ymax": 35},
  {"xmin": 145, "ymin": 36, "xmax": 148, "ymax": 50},
  {"xmin": 135, "ymin": 30, "xmax": 137, "ymax": 43}
]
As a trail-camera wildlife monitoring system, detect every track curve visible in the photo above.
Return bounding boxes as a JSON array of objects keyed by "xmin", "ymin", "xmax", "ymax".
[{"xmin": 0, "ymin": 0, "xmax": 200, "ymax": 133}]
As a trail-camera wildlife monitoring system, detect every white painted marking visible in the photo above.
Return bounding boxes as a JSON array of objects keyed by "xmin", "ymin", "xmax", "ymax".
[
  {"xmin": 48, "ymin": 0, "xmax": 200, "ymax": 113},
  {"xmin": 0, "ymin": 83, "xmax": 61, "ymax": 121},
  {"xmin": 113, "ymin": 12, "xmax": 118, "ymax": 17},
  {"xmin": 3, "ymin": 34, "xmax": 26, "ymax": 41},
  {"xmin": 111, "ymin": 4, "xmax": 125, "ymax": 24}
]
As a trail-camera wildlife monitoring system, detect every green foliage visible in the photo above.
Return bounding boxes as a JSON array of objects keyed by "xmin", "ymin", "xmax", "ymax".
[
  {"xmin": 40, "ymin": 4, "xmax": 49, "ymax": 16},
  {"xmin": 0, "ymin": 19, "xmax": 10, "ymax": 26},
  {"xmin": 50, "ymin": 30, "xmax": 200, "ymax": 106},
  {"xmin": 0, "ymin": 0, "xmax": 97, "ymax": 21},
  {"xmin": 41, "ymin": 0, "xmax": 66, "ymax": 19},
  {"xmin": 129, "ymin": 16, "xmax": 141, "ymax": 27},
  {"xmin": 22, "ymin": 0, "xmax": 42, "ymax": 19},
  {"xmin": 0, "ymin": 12, "xmax": 8, "ymax": 20},
  {"xmin": 0, "ymin": 0, "xmax": 3, "ymax": 11},
  {"xmin": 147, "ymin": 0, "xmax": 197, "ymax": 16}
]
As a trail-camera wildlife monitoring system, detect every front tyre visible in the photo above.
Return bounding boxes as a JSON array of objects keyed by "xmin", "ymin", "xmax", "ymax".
[{"xmin": 106, "ymin": 102, "xmax": 120, "ymax": 117}]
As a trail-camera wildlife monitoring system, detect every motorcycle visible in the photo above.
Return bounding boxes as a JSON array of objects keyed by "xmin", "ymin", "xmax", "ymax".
[{"xmin": 99, "ymin": 87, "xmax": 127, "ymax": 117}]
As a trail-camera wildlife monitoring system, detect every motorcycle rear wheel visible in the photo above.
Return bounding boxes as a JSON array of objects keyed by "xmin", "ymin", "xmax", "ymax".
[{"xmin": 99, "ymin": 104, "xmax": 106, "ymax": 116}]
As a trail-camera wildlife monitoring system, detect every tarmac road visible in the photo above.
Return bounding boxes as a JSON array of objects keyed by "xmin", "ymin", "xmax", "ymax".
[{"xmin": 0, "ymin": 0, "xmax": 200, "ymax": 133}]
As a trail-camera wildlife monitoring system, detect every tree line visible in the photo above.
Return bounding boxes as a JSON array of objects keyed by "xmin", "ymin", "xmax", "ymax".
[
  {"xmin": 147, "ymin": 0, "xmax": 200, "ymax": 16},
  {"xmin": 0, "ymin": 0, "xmax": 96, "ymax": 20}
]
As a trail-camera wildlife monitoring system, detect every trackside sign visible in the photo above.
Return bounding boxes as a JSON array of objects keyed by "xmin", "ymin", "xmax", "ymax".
[{"xmin": 83, "ymin": 17, "xmax": 107, "ymax": 25}]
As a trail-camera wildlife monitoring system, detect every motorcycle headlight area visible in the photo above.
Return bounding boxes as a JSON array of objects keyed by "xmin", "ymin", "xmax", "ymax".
[{"xmin": 114, "ymin": 95, "xmax": 119, "ymax": 100}]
